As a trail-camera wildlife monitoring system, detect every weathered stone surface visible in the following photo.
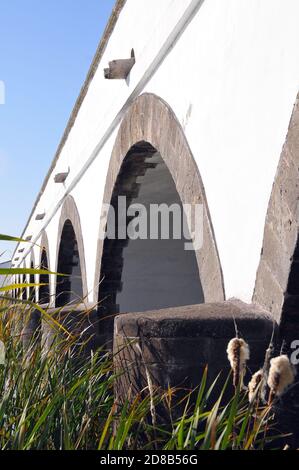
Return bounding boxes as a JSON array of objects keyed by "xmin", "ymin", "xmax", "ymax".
[
  {"xmin": 114, "ymin": 300, "xmax": 277, "ymax": 405},
  {"xmin": 275, "ymin": 151, "xmax": 299, "ymax": 216},
  {"xmin": 254, "ymin": 259, "xmax": 285, "ymax": 321},
  {"xmin": 261, "ymin": 223, "xmax": 291, "ymax": 290},
  {"xmin": 115, "ymin": 301, "xmax": 274, "ymax": 339},
  {"xmin": 254, "ymin": 93, "xmax": 299, "ymax": 326}
]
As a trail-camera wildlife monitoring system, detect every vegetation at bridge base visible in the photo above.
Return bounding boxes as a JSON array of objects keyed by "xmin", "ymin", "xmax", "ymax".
[
  {"xmin": 0, "ymin": 234, "xmax": 290, "ymax": 450},
  {"xmin": 0, "ymin": 299, "xmax": 285, "ymax": 451}
]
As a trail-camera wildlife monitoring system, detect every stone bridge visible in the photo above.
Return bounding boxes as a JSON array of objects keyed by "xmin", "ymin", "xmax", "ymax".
[{"xmin": 12, "ymin": 0, "xmax": 299, "ymax": 393}]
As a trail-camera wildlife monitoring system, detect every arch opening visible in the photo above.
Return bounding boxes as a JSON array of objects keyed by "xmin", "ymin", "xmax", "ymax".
[
  {"xmin": 15, "ymin": 275, "xmax": 19, "ymax": 299},
  {"xmin": 56, "ymin": 220, "xmax": 83, "ymax": 307},
  {"xmin": 29, "ymin": 260, "xmax": 36, "ymax": 302},
  {"xmin": 39, "ymin": 248, "xmax": 50, "ymax": 304},
  {"xmin": 21, "ymin": 264, "xmax": 26, "ymax": 301},
  {"xmin": 98, "ymin": 141, "xmax": 204, "ymax": 331},
  {"xmin": 17, "ymin": 274, "xmax": 21, "ymax": 300},
  {"xmin": 16, "ymin": 275, "xmax": 20, "ymax": 299}
]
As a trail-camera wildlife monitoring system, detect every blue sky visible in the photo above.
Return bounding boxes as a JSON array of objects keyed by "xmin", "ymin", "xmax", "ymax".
[{"xmin": 0, "ymin": 0, "xmax": 115, "ymax": 261}]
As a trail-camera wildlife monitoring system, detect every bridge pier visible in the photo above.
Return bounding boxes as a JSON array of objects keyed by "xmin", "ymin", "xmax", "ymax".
[
  {"xmin": 38, "ymin": 304, "xmax": 103, "ymax": 356},
  {"xmin": 113, "ymin": 300, "xmax": 278, "ymax": 406},
  {"xmin": 21, "ymin": 305, "xmax": 43, "ymax": 351}
]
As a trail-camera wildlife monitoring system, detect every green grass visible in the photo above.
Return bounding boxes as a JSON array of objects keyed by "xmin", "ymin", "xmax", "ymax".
[
  {"xmin": 0, "ymin": 234, "xmax": 278, "ymax": 450},
  {"xmin": 0, "ymin": 300, "xmax": 278, "ymax": 450}
]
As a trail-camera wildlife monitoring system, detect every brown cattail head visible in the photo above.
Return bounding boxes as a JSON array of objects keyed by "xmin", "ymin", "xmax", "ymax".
[
  {"xmin": 248, "ymin": 369, "xmax": 264, "ymax": 403},
  {"xmin": 267, "ymin": 355, "xmax": 295, "ymax": 402},
  {"xmin": 227, "ymin": 338, "xmax": 250, "ymax": 388}
]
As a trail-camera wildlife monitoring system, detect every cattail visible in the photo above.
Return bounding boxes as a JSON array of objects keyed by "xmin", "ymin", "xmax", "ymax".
[
  {"xmin": 248, "ymin": 369, "xmax": 264, "ymax": 403},
  {"xmin": 261, "ymin": 344, "xmax": 275, "ymax": 402},
  {"xmin": 227, "ymin": 338, "xmax": 250, "ymax": 388},
  {"xmin": 267, "ymin": 355, "xmax": 295, "ymax": 403}
]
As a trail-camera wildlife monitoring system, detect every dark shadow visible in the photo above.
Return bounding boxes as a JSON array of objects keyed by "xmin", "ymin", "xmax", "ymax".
[
  {"xmin": 56, "ymin": 220, "xmax": 83, "ymax": 307},
  {"xmin": 98, "ymin": 141, "xmax": 204, "ymax": 341},
  {"xmin": 29, "ymin": 261, "xmax": 36, "ymax": 302},
  {"xmin": 39, "ymin": 249, "xmax": 50, "ymax": 304}
]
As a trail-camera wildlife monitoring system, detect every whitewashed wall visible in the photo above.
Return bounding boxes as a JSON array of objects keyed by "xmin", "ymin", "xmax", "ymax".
[{"xmin": 14, "ymin": 0, "xmax": 299, "ymax": 304}]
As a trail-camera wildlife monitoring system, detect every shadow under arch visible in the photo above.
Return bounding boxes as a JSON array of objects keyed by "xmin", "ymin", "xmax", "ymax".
[
  {"xmin": 28, "ymin": 252, "xmax": 36, "ymax": 302},
  {"xmin": 254, "ymin": 92, "xmax": 299, "ymax": 345},
  {"xmin": 55, "ymin": 195, "xmax": 87, "ymax": 307},
  {"xmin": 94, "ymin": 93, "xmax": 224, "ymax": 337},
  {"xmin": 20, "ymin": 262, "xmax": 26, "ymax": 301},
  {"xmin": 39, "ymin": 231, "xmax": 50, "ymax": 305}
]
